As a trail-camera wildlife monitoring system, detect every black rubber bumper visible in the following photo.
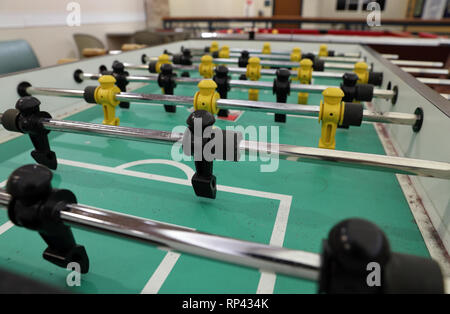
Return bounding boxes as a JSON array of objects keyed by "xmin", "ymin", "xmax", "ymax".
[{"xmin": 342, "ymin": 103, "xmax": 364, "ymax": 127}]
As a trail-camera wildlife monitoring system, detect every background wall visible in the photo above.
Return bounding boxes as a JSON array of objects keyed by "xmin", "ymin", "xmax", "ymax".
[
  {"xmin": 0, "ymin": 0, "xmax": 443, "ymax": 67},
  {"xmin": 0, "ymin": 0, "xmax": 146, "ymax": 27},
  {"xmin": 0, "ymin": 0, "xmax": 147, "ymax": 67},
  {"xmin": 167, "ymin": 0, "xmax": 409, "ymax": 19},
  {"xmin": 168, "ymin": 0, "xmax": 273, "ymax": 17},
  {"xmin": 146, "ymin": 0, "xmax": 170, "ymax": 28}
]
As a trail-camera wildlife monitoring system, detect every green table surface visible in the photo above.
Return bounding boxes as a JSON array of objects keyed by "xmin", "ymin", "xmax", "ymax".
[{"xmin": 0, "ymin": 73, "xmax": 427, "ymax": 294}]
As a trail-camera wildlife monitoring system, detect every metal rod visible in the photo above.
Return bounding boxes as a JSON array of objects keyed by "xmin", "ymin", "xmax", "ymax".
[
  {"xmin": 78, "ymin": 72, "xmax": 396, "ymax": 100},
  {"xmin": 403, "ymin": 68, "xmax": 449, "ymax": 76},
  {"xmin": 123, "ymin": 59, "xmax": 344, "ymax": 79},
  {"xmin": 373, "ymin": 88, "xmax": 396, "ymax": 100},
  {"xmin": 418, "ymin": 78, "xmax": 450, "ymax": 86},
  {"xmin": 4, "ymin": 116, "xmax": 449, "ymax": 179},
  {"xmin": 42, "ymin": 119, "xmax": 183, "ymax": 145},
  {"xmin": 212, "ymin": 63, "xmax": 344, "ymax": 79},
  {"xmin": 123, "ymin": 62, "xmax": 198, "ymax": 72},
  {"xmin": 203, "ymin": 58, "xmax": 366, "ymax": 71},
  {"xmin": 227, "ymin": 53, "xmax": 364, "ymax": 64},
  {"xmin": 227, "ymin": 47, "xmax": 362, "ymax": 58},
  {"xmin": 145, "ymin": 53, "xmax": 364, "ymax": 64},
  {"xmin": 0, "ymin": 191, "xmax": 321, "ymax": 281},
  {"xmin": 115, "ymin": 93, "xmax": 412, "ymax": 125},
  {"xmin": 217, "ymin": 99, "xmax": 321, "ymax": 117},
  {"xmin": 0, "ymin": 191, "xmax": 10, "ymax": 207},
  {"xmin": 441, "ymin": 94, "xmax": 450, "ymax": 100},
  {"xmin": 241, "ymin": 141, "xmax": 450, "ymax": 179},
  {"xmin": 123, "ymin": 61, "xmax": 349, "ymax": 80},
  {"xmin": 24, "ymin": 86, "xmax": 407, "ymax": 125},
  {"xmin": 391, "ymin": 60, "xmax": 444, "ymax": 68},
  {"xmin": 228, "ymin": 79, "xmax": 339, "ymax": 95},
  {"xmin": 116, "ymin": 93, "xmax": 194, "ymax": 107},
  {"xmin": 210, "ymin": 59, "xmax": 443, "ymax": 73},
  {"xmin": 382, "ymin": 54, "xmax": 399, "ymax": 60},
  {"xmin": 361, "ymin": 110, "xmax": 419, "ymax": 125},
  {"xmin": 26, "ymin": 87, "xmax": 85, "ymax": 98},
  {"xmin": 79, "ymin": 73, "xmax": 102, "ymax": 81}
]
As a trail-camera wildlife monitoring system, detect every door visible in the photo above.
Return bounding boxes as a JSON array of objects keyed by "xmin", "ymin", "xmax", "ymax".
[{"xmin": 273, "ymin": 0, "xmax": 302, "ymax": 29}]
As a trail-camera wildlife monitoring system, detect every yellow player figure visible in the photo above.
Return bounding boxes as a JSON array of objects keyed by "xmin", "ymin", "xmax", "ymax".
[
  {"xmin": 297, "ymin": 58, "xmax": 313, "ymax": 104},
  {"xmin": 94, "ymin": 75, "xmax": 121, "ymax": 126},
  {"xmin": 318, "ymin": 88, "xmax": 345, "ymax": 150},
  {"xmin": 199, "ymin": 55, "xmax": 215, "ymax": 79},
  {"xmin": 193, "ymin": 80, "xmax": 220, "ymax": 115},
  {"xmin": 246, "ymin": 57, "xmax": 262, "ymax": 101}
]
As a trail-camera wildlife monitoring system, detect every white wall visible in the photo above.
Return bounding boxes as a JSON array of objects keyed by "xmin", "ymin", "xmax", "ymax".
[
  {"xmin": 169, "ymin": 0, "xmax": 272, "ymax": 17},
  {"xmin": 167, "ymin": 0, "xmax": 408, "ymax": 19},
  {"xmin": 0, "ymin": 0, "xmax": 146, "ymax": 27},
  {"xmin": 0, "ymin": 0, "xmax": 146, "ymax": 66}
]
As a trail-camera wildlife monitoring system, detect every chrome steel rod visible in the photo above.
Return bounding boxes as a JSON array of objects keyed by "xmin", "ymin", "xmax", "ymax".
[
  {"xmin": 206, "ymin": 58, "xmax": 366, "ymax": 71},
  {"xmin": 63, "ymin": 203, "xmax": 321, "ymax": 280},
  {"xmin": 0, "ymin": 191, "xmax": 10, "ymax": 207},
  {"xmin": 164, "ymin": 57, "xmax": 445, "ymax": 76},
  {"xmin": 373, "ymin": 88, "xmax": 396, "ymax": 100},
  {"xmin": 123, "ymin": 61, "xmax": 347, "ymax": 80},
  {"xmin": 0, "ymin": 192, "xmax": 321, "ymax": 281},
  {"xmin": 382, "ymin": 54, "xmax": 399, "ymax": 60},
  {"xmin": 116, "ymin": 93, "xmax": 194, "ymax": 107},
  {"xmin": 123, "ymin": 62, "xmax": 198, "ymax": 72},
  {"xmin": 79, "ymin": 73, "xmax": 102, "ymax": 81},
  {"xmin": 213, "ymin": 58, "xmax": 441, "ymax": 72},
  {"xmin": 127, "ymin": 74, "xmax": 160, "ymax": 83},
  {"xmin": 362, "ymin": 110, "xmax": 419, "ymax": 125},
  {"xmin": 78, "ymin": 72, "xmax": 394, "ymax": 100},
  {"xmin": 228, "ymin": 47, "xmax": 361, "ymax": 58},
  {"xmin": 403, "ymin": 68, "xmax": 449, "ymax": 76},
  {"xmin": 320, "ymin": 56, "xmax": 364, "ymax": 63},
  {"xmin": 123, "ymin": 63, "xmax": 150, "ymax": 71},
  {"xmin": 241, "ymin": 141, "xmax": 450, "ymax": 179},
  {"xmin": 227, "ymin": 66, "xmax": 346, "ymax": 79},
  {"xmin": 22, "ymin": 86, "xmax": 406, "ymax": 125},
  {"xmin": 3, "ymin": 116, "xmax": 449, "ymax": 179},
  {"xmin": 228, "ymin": 79, "xmax": 338, "ymax": 94},
  {"xmin": 392, "ymin": 60, "xmax": 444, "ymax": 68},
  {"xmin": 26, "ymin": 87, "xmax": 85, "ymax": 98},
  {"xmin": 115, "ymin": 93, "xmax": 409, "ymax": 125},
  {"xmin": 42, "ymin": 119, "xmax": 183, "ymax": 145},
  {"xmin": 418, "ymin": 78, "xmax": 450, "ymax": 86},
  {"xmin": 147, "ymin": 52, "xmax": 365, "ymax": 64},
  {"xmin": 228, "ymin": 52, "xmax": 364, "ymax": 64},
  {"xmin": 217, "ymin": 99, "xmax": 321, "ymax": 117},
  {"xmin": 227, "ymin": 66, "xmax": 347, "ymax": 79},
  {"xmin": 218, "ymin": 99, "xmax": 417, "ymax": 125}
]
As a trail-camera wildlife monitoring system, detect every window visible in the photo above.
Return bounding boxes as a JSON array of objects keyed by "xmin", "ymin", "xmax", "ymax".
[
  {"xmin": 337, "ymin": 0, "xmax": 387, "ymax": 11},
  {"xmin": 337, "ymin": 0, "xmax": 347, "ymax": 10},
  {"xmin": 348, "ymin": 0, "xmax": 359, "ymax": 10},
  {"xmin": 362, "ymin": 0, "xmax": 386, "ymax": 10}
]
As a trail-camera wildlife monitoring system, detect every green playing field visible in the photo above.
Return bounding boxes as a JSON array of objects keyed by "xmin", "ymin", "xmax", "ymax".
[{"xmin": 0, "ymin": 72, "xmax": 429, "ymax": 294}]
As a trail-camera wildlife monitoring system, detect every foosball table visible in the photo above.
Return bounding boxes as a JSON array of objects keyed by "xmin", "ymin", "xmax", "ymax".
[{"xmin": 0, "ymin": 39, "xmax": 449, "ymax": 294}]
